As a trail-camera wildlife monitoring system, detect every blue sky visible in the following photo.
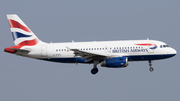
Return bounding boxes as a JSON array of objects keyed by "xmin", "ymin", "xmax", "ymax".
[{"xmin": 1, "ymin": 0, "xmax": 180, "ymax": 101}]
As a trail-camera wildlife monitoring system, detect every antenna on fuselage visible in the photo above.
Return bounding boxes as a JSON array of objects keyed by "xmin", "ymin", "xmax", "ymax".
[{"xmin": 147, "ymin": 38, "xmax": 149, "ymax": 40}]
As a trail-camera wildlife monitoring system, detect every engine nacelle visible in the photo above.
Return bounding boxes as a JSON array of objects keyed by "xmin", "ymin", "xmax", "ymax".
[{"xmin": 101, "ymin": 57, "xmax": 128, "ymax": 68}]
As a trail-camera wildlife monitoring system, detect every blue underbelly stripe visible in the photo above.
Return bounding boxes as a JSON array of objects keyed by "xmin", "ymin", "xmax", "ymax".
[{"xmin": 40, "ymin": 54, "xmax": 176, "ymax": 63}]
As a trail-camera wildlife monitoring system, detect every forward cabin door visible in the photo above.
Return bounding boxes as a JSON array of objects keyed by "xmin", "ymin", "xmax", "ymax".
[{"xmin": 41, "ymin": 45, "xmax": 47, "ymax": 57}]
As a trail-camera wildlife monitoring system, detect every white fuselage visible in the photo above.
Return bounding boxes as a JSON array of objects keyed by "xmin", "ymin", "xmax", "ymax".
[{"xmin": 19, "ymin": 39, "xmax": 176, "ymax": 64}]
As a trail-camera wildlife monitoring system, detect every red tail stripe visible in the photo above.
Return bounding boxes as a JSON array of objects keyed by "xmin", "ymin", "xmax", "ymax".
[
  {"xmin": 8, "ymin": 19, "xmax": 31, "ymax": 32},
  {"xmin": 18, "ymin": 38, "xmax": 39, "ymax": 46},
  {"xmin": 4, "ymin": 39, "xmax": 39, "ymax": 54}
]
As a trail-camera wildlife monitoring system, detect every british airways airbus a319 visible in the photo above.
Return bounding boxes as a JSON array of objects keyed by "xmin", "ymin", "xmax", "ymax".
[{"xmin": 5, "ymin": 14, "xmax": 177, "ymax": 75}]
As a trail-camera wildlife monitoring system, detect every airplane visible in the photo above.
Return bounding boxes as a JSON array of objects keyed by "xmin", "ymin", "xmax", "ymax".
[{"xmin": 4, "ymin": 14, "xmax": 177, "ymax": 75}]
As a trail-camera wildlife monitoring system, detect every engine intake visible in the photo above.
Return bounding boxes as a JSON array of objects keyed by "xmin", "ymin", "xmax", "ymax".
[{"xmin": 101, "ymin": 57, "xmax": 128, "ymax": 68}]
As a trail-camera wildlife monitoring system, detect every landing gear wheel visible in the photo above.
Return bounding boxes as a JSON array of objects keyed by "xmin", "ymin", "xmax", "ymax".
[
  {"xmin": 91, "ymin": 68, "xmax": 98, "ymax": 75},
  {"xmin": 149, "ymin": 67, "xmax": 154, "ymax": 72}
]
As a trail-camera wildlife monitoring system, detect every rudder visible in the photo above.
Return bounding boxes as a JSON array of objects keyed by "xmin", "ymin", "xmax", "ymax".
[{"xmin": 7, "ymin": 14, "xmax": 40, "ymax": 46}]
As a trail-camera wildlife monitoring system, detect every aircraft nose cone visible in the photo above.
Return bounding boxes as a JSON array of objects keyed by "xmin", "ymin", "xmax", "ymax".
[{"xmin": 171, "ymin": 48, "xmax": 177, "ymax": 55}]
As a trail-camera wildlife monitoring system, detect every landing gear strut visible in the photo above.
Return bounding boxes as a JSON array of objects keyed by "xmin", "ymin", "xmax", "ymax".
[
  {"xmin": 149, "ymin": 60, "xmax": 154, "ymax": 72},
  {"xmin": 91, "ymin": 60, "xmax": 99, "ymax": 75}
]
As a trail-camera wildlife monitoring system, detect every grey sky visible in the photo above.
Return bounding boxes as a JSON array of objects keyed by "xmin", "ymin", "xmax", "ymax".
[{"xmin": 1, "ymin": 0, "xmax": 180, "ymax": 101}]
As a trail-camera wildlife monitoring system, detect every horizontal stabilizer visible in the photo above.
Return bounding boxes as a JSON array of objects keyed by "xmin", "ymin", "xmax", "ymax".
[
  {"xmin": 4, "ymin": 46, "xmax": 30, "ymax": 54},
  {"xmin": 9, "ymin": 48, "xmax": 30, "ymax": 52}
]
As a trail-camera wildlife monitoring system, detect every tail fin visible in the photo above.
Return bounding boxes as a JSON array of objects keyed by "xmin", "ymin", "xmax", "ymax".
[{"xmin": 7, "ymin": 14, "xmax": 40, "ymax": 46}]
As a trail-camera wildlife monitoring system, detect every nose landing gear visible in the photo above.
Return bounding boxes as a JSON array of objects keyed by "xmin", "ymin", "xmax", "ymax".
[{"xmin": 149, "ymin": 60, "xmax": 154, "ymax": 72}]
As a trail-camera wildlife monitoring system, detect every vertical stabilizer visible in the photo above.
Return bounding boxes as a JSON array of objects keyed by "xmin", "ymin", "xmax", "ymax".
[{"xmin": 7, "ymin": 14, "xmax": 40, "ymax": 46}]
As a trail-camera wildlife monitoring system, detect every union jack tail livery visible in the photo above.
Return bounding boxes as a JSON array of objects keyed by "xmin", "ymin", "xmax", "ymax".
[
  {"xmin": 7, "ymin": 14, "xmax": 40, "ymax": 46},
  {"xmin": 5, "ymin": 15, "xmax": 45, "ymax": 54}
]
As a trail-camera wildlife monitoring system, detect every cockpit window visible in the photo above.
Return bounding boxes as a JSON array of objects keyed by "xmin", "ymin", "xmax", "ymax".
[{"xmin": 160, "ymin": 45, "xmax": 169, "ymax": 48}]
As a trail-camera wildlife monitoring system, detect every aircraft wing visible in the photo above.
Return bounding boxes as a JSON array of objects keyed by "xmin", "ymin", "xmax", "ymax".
[{"xmin": 66, "ymin": 47, "xmax": 107, "ymax": 62}]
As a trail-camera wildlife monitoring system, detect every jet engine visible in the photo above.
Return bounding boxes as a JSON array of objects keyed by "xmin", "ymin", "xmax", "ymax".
[{"xmin": 101, "ymin": 57, "xmax": 128, "ymax": 68}]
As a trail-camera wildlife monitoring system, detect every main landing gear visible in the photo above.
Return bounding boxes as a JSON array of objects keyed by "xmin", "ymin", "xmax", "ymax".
[
  {"xmin": 91, "ymin": 60, "xmax": 99, "ymax": 75},
  {"xmin": 91, "ymin": 67, "xmax": 98, "ymax": 74},
  {"xmin": 149, "ymin": 60, "xmax": 154, "ymax": 72}
]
